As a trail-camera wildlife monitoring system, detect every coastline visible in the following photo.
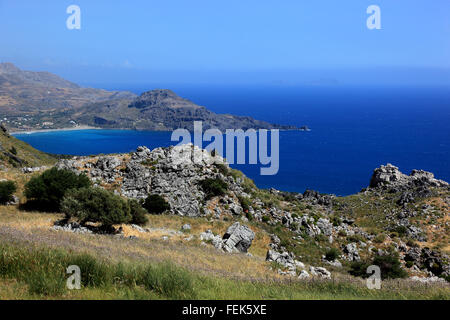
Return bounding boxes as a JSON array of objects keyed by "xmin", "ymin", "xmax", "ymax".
[
  {"xmin": 10, "ymin": 125, "xmax": 102, "ymax": 135},
  {"xmin": 10, "ymin": 126, "xmax": 309, "ymax": 135}
]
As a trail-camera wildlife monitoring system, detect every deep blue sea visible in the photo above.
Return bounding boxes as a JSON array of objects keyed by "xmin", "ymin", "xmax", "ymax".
[{"xmin": 14, "ymin": 85, "xmax": 450, "ymax": 196}]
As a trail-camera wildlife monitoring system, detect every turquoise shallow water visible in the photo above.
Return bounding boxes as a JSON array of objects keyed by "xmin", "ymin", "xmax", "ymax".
[{"xmin": 13, "ymin": 85, "xmax": 450, "ymax": 196}]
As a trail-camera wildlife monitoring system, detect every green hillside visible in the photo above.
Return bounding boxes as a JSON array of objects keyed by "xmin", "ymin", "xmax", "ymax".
[{"xmin": 0, "ymin": 124, "xmax": 56, "ymax": 168}]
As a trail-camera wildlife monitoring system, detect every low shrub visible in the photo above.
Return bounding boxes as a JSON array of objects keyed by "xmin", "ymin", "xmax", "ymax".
[
  {"xmin": 392, "ymin": 225, "xmax": 408, "ymax": 236},
  {"xmin": 325, "ymin": 248, "xmax": 340, "ymax": 261},
  {"xmin": 129, "ymin": 199, "xmax": 149, "ymax": 225},
  {"xmin": 347, "ymin": 234, "xmax": 365, "ymax": 243},
  {"xmin": 237, "ymin": 195, "xmax": 251, "ymax": 212},
  {"xmin": 241, "ymin": 177, "xmax": 256, "ymax": 194},
  {"xmin": 406, "ymin": 239, "xmax": 418, "ymax": 247},
  {"xmin": 372, "ymin": 254, "xmax": 408, "ymax": 279},
  {"xmin": 143, "ymin": 194, "xmax": 170, "ymax": 214},
  {"xmin": 199, "ymin": 178, "xmax": 228, "ymax": 199},
  {"xmin": 0, "ymin": 180, "xmax": 16, "ymax": 204},
  {"xmin": 349, "ymin": 254, "xmax": 408, "ymax": 280},
  {"xmin": 215, "ymin": 163, "xmax": 229, "ymax": 176},
  {"xmin": 373, "ymin": 234, "xmax": 386, "ymax": 243}
]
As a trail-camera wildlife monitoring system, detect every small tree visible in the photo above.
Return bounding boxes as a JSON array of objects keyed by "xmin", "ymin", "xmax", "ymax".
[
  {"xmin": 143, "ymin": 194, "xmax": 170, "ymax": 214},
  {"xmin": 24, "ymin": 168, "xmax": 91, "ymax": 211},
  {"xmin": 61, "ymin": 187, "xmax": 131, "ymax": 228},
  {"xmin": 129, "ymin": 199, "xmax": 148, "ymax": 225},
  {"xmin": 0, "ymin": 180, "xmax": 17, "ymax": 204}
]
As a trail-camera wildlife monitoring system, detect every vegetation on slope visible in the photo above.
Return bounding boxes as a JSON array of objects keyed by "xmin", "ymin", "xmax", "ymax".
[
  {"xmin": 0, "ymin": 125, "xmax": 56, "ymax": 168},
  {"xmin": 0, "ymin": 242, "xmax": 447, "ymax": 300}
]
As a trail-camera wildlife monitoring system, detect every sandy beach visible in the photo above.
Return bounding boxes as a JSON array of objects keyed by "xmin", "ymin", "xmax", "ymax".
[{"xmin": 10, "ymin": 125, "xmax": 102, "ymax": 135}]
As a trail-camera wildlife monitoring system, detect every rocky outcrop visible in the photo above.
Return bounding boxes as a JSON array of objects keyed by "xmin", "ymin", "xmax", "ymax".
[
  {"xmin": 56, "ymin": 144, "xmax": 248, "ymax": 217},
  {"xmin": 369, "ymin": 163, "xmax": 448, "ymax": 191}
]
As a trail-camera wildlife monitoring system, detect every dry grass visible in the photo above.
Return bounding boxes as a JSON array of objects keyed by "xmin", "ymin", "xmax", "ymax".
[{"xmin": 0, "ymin": 206, "xmax": 280, "ymax": 282}]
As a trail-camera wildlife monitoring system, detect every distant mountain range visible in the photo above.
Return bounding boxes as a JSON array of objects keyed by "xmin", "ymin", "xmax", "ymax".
[{"xmin": 0, "ymin": 63, "xmax": 301, "ymax": 132}]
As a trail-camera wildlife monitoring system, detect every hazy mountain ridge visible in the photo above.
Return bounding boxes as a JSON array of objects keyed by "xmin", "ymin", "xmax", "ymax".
[
  {"xmin": 0, "ymin": 63, "xmax": 137, "ymax": 124},
  {"xmin": 0, "ymin": 63, "xmax": 299, "ymax": 132}
]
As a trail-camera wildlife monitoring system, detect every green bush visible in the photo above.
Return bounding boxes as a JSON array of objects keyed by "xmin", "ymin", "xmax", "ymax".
[
  {"xmin": 215, "ymin": 163, "xmax": 229, "ymax": 176},
  {"xmin": 199, "ymin": 178, "xmax": 228, "ymax": 199},
  {"xmin": 0, "ymin": 180, "xmax": 17, "ymax": 204},
  {"xmin": 349, "ymin": 254, "xmax": 408, "ymax": 280},
  {"xmin": 392, "ymin": 225, "xmax": 408, "ymax": 236},
  {"xmin": 372, "ymin": 254, "xmax": 408, "ymax": 279},
  {"xmin": 238, "ymin": 195, "xmax": 251, "ymax": 213},
  {"xmin": 406, "ymin": 239, "xmax": 418, "ymax": 247},
  {"xmin": 129, "ymin": 199, "xmax": 149, "ymax": 225},
  {"xmin": 373, "ymin": 234, "xmax": 386, "ymax": 244},
  {"xmin": 61, "ymin": 187, "xmax": 131, "ymax": 228},
  {"xmin": 24, "ymin": 167, "xmax": 91, "ymax": 211},
  {"xmin": 325, "ymin": 248, "xmax": 340, "ymax": 261},
  {"xmin": 347, "ymin": 234, "xmax": 364, "ymax": 243},
  {"xmin": 262, "ymin": 215, "xmax": 270, "ymax": 223},
  {"xmin": 143, "ymin": 194, "xmax": 170, "ymax": 214}
]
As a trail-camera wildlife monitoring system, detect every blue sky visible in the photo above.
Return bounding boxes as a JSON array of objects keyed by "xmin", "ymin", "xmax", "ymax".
[{"xmin": 1, "ymin": 0, "xmax": 449, "ymax": 86}]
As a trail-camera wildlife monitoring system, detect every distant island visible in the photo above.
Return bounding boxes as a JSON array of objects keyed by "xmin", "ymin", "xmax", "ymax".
[{"xmin": 0, "ymin": 63, "xmax": 303, "ymax": 132}]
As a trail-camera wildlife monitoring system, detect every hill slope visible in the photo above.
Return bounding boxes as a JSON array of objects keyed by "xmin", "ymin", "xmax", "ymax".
[
  {"xmin": 0, "ymin": 63, "xmax": 136, "ymax": 116},
  {"xmin": 0, "ymin": 63, "xmax": 300, "ymax": 132},
  {"xmin": 0, "ymin": 124, "xmax": 56, "ymax": 168},
  {"xmin": 0, "ymin": 143, "xmax": 448, "ymax": 299}
]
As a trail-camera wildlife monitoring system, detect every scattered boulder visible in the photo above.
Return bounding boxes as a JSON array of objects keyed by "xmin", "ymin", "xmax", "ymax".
[
  {"xmin": 52, "ymin": 221, "xmax": 92, "ymax": 234},
  {"xmin": 6, "ymin": 195, "xmax": 19, "ymax": 206},
  {"xmin": 410, "ymin": 276, "xmax": 446, "ymax": 284},
  {"xmin": 22, "ymin": 166, "xmax": 46, "ymax": 173},
  {"xmin": 199, "ymin": 230, "xmax": 223, "ymax": 250},
  {"xmin": 309, "ymin": 266, "xmax": 331, "ymax": 279},
  {"xmin": 130, "ymin": 224, "xmax": 146, "ymax": 233},
  {"xmin": 181, "ymin": 224, "xmax": 191, "ymax": 231},
  {"xmin": 343, "ymin": 243, "xmax": 360, "ymax": 261},
  {"xmin": 222, "ymin": 222, "xmax": 255, "ymax": 253},
  {"xmin": 298, "ymin": 270, "xmax": 310, "ymax": 279}
]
